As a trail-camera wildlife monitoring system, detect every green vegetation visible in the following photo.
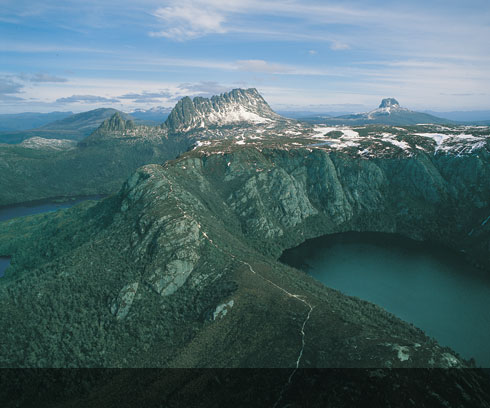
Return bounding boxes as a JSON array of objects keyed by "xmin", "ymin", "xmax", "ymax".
[{"xmin": 0, "ymin": 143, "xmax": 489, "ymax": 370}]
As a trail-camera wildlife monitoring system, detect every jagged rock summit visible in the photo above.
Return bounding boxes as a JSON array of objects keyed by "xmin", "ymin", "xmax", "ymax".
[
  {"xmin": 379, "ymin": 98, "xmax": 400, "ymax": 109},
  {"xmin": 164, "ymin": 88, "xmax": 283, "ymax": 132},
  {"xmin": 99, "ymin": 112, "xmax": 135, "ymax": 131},
  {"xmin": 80, "ymin": 111, "xmax": 167, "ymax": 147},
  {"xmin": 367, "ymin": 97, "xmax": 408, "ymax": 118}
]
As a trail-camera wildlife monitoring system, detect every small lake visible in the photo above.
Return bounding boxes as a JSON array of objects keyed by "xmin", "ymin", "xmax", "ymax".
[
  {"xmin": 280, "ymin": 232, "xmax": 490, "ymax": 367},
  {"xmin": 0, "ymin": 195, "xmax": 105, "ymax": 277},
  {"xmin": 0, "ymin": 195, "xmax": 105, "ymax": 223},
  {"xmin": 0, "ymin": 257, "xmax": 10, "ymax": 278}
]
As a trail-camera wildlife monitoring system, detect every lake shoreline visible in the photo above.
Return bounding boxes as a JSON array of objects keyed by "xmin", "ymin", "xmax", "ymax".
[
  {"xmin": 281, "ymin": 231, "xmax": 490, "ymax": 367},
  {"xmin": 0, "ymin": 194, "xmax": 108, "ymax": 212}
]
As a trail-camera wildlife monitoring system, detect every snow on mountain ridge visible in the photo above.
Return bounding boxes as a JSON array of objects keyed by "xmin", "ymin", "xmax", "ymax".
[{"xmin": 165, "ymin": 88, "xmax": 283, "ymax": 132}]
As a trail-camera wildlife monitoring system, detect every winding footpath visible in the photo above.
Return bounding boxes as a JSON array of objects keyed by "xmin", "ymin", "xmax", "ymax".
[{"xmin": 160, "ymin": 172, "xmax": 314, "ymax": 405}]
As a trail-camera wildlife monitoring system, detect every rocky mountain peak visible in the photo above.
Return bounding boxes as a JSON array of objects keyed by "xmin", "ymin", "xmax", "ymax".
[
  {"xmin": 99, "ymin": 112, "xmax": 135, "ymax": 131},
  {"xmin": 164, "ymin": 88, "xmax": 282, "ymax": 132},
  {"xmin": 379, "ymin": 98, "xmax": 400, "ymax": 109}
]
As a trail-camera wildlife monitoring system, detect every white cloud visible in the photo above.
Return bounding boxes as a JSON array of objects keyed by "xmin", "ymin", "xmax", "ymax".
[
  {"xmin": 330, "ymin": 41, "xmax": 349, "ymax": 51},
  {"xmin": 19, "ymin": 73, "xmax": 68, "ymax": 83},
  {"xmin": 56, "ymin": 94, "xmax": 120, "ymax": 103},
  {"xmin": 235, "ymin": 59, "xmax": 288, "ymax": 74},
  {"xmin": 150, "ymin": 2, "xmax": 227, "ymax": 40},
  {"xmin": 178, "ymin": 81, "xmax": 230, "ymax": 96}
]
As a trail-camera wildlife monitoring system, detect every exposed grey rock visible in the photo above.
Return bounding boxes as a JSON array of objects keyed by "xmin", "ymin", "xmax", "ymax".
[
  {"xmin": 379, "ymin": 98, "xmax": 400, "ymax": 109},
  {"xmin": 111, "ymin": 282, "xmax": 139, "ymax": 320},
  {"xmin": 165, "ymin": 88, "xmax": 283, "ymax": 132}
]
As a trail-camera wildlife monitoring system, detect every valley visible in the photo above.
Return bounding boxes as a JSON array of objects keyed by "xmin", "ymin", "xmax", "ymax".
[{"xmin": 1, "ymin": 89, "xmax": 490, "ymax": 406}]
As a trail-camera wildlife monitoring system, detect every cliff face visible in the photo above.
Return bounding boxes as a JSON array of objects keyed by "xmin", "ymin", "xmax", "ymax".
[
  {"xmin": 164, "ymin": 88, "xmax": 283, "ymax": 132},
  {"xmin": 2, "ymin": 89, "xmax": 490, "ymax": 405},
  {"xmin": 1, "ymin": 140, "xmax": 490, "ymax": 403},
  {"xmin": 1, "ymin": 144, "xmax": 489, "ymax": 367},
  {"xmin": 1, "ymin": 88, "xmax": 487, "ymax": 207}
]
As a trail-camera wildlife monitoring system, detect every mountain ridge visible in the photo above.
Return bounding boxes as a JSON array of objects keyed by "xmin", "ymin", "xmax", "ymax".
[
  {"xmin": 0, "ymin": 88, "xmax": 489, "ymax": 406},
  {"xmin": 0, "ymin": 108, "xmax": 133, "ymax": 144},
  {"xmin": 164, "ymin": 88, "xmax": 283, "ymax": 132}
]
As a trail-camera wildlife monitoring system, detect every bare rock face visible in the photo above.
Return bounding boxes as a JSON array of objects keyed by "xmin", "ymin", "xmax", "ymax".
[
  {"xmin": 1, "ymin": 88, "xmax": 489, "ymax": 406},
  {"xmin": 110, "ymin": 282, "xmax": 139, "ymax": 320},
  {"xmin": 379, "ymin": 98, "xmax": 400, "ymax": 109},
  {"xmin": 228, "ymin": 167, "xmax": 318, "ymax": 238},
  {"xmin": 164, "ymin": 88, "xmax": 283, "ymax": 132}
]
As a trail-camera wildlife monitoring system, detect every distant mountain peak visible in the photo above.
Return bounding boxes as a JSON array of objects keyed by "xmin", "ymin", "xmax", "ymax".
[
  {"xmin": 379, "ymin": 98, "xmax": 400, "ymax": 109},
  {"xmin": 164, "ymin": 88, "xmax": 282, "ymax": 132},
  {"xmin": 318, "ymin": 98, "xmax": 452, "ymax": 125},
  {"xmin": 99, "ymin": 112, "xmax": 135, "ymax": 131},
  {"xmin": 368, "ymin": 98, "xmax": 406, "ymax": 118}
]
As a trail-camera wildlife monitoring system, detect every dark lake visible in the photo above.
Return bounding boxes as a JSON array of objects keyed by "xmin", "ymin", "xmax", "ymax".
[
  {"xmin": 0, "ymin": 257, "xmax": 10, "ymax": 278},
  {"xmin": 0, "ymin": 195, "xmax": 105, "ymax": 277},
  {"xmin": 0, "ymin": 195, "xmax": 105, "ymax": 223},
  {"xmin": 280, "ymin": 232, "xmax": 490, "ymax": 367}
]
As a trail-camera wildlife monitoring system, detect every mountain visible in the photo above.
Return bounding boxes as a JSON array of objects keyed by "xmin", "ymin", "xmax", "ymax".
[
  {"xmin": 129, "ymin": 106, "xmax": 172, "ymax": 124},
  {"xmin": 1, "ymin": 89, "xmax": 489, "ymax": 207},
  {"xmin": 164, "ymin": 88, "xmax": 283, "ymax": 132},
  {"xmin": 0, "ymin": 120, "xmax": 489, "ymax": 404},
  {"xmin": 1, "ymin": 88, "xmax": 490, "ymax": 405},
  {"xmin": 80, "ymin": 112, "xmax": 168, "ymax": 146},
  {"xmin": 38, "ymin": 108, "xmax": 133, "ymax": 137},
  {"xmin": 302, "ymin": 98, "xmax": 453, "ymax": 125},
  {"xmin": 0, "ymin": 108, "xmax": 133, "ymax": 144},
  {"xmin": 0, "ymin": 111, "xmax": 73, "ymax": 131}
]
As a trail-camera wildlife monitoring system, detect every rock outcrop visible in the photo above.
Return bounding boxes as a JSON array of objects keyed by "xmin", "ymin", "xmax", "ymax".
[
  {"xmin": 1, "ymin": 130, "xmax": 490, "ymax": 405},
  {"xmin": 164, "ymin": 88, "xmax": 283, "ymax": 132}
]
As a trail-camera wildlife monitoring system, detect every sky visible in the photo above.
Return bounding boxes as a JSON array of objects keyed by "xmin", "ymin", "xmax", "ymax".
[{"xmin": 1, "ymin": 0, "xmax": 490, "ymax": 114}]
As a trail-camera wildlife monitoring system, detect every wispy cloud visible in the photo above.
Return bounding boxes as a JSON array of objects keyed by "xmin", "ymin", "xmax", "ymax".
[
  {"xmin": 150, "ymin": 1, "xmax": 227, "ymax": 40},
  {"xmin": 330, "ymin": 41, "xmax": 350, "ymax": 51},
  {"xmin": 56, "ymin": 94, "xmax": 120, "ymax": 103},
  {"xmin": 2, "ymin": 0, "xmax": 490, "ymax": 112},
  {"xmin": 177, "ymin": 81, "xmax": 230, "ymax": 96},
  {"xmin": 0, "ymin": 76, "xmax": 25, "ymax": 101},
  {"xmin": 0, "ymin": 42, "xmax": 112, "ymax": 54},
  {"xmin": 118, "ymin": 90, "xmax": 173, "ymax": 99},
  {"xmin": 235, "ymin": 60, "xmax": 289, "ymax": 74},
  {"xmin": 19, "ymin": 73, "xmax": 68, "ymax": 83}
]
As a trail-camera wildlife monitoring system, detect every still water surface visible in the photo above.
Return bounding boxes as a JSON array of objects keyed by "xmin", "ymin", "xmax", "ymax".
[
  {"xmin": 0, "ymin": 195, "xmax": 105, "ymax": 277},
  {"xmin": 280, "ymin": 232, "xmax": 490, "ymax": 367},
  {"xmin": 0, "ymin": 195, "xmax": 105, "ymax": 223}
]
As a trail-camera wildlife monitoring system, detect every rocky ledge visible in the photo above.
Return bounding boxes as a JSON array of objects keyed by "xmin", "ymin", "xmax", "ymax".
[{"xmin": 0, "ymin": 92, "xmax": 490, "ymax": 406}]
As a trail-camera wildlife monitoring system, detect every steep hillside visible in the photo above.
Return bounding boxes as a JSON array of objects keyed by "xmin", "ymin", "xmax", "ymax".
[
  {"xmin": 1, "ymin": 137, "xmax": 489, "ymax": 366},
  {"xmin": 0, "ymin": 114, "xmax": 182, "ymax": 206},
  {"xmin": 1, "ymin": 93, "xmax": 490, "ymax": 405}
]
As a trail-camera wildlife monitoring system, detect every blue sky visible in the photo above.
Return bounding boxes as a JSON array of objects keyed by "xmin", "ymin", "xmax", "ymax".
[{"xmin": 1, "ymin": 0, "xmax": 489, "ymax": 113}]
